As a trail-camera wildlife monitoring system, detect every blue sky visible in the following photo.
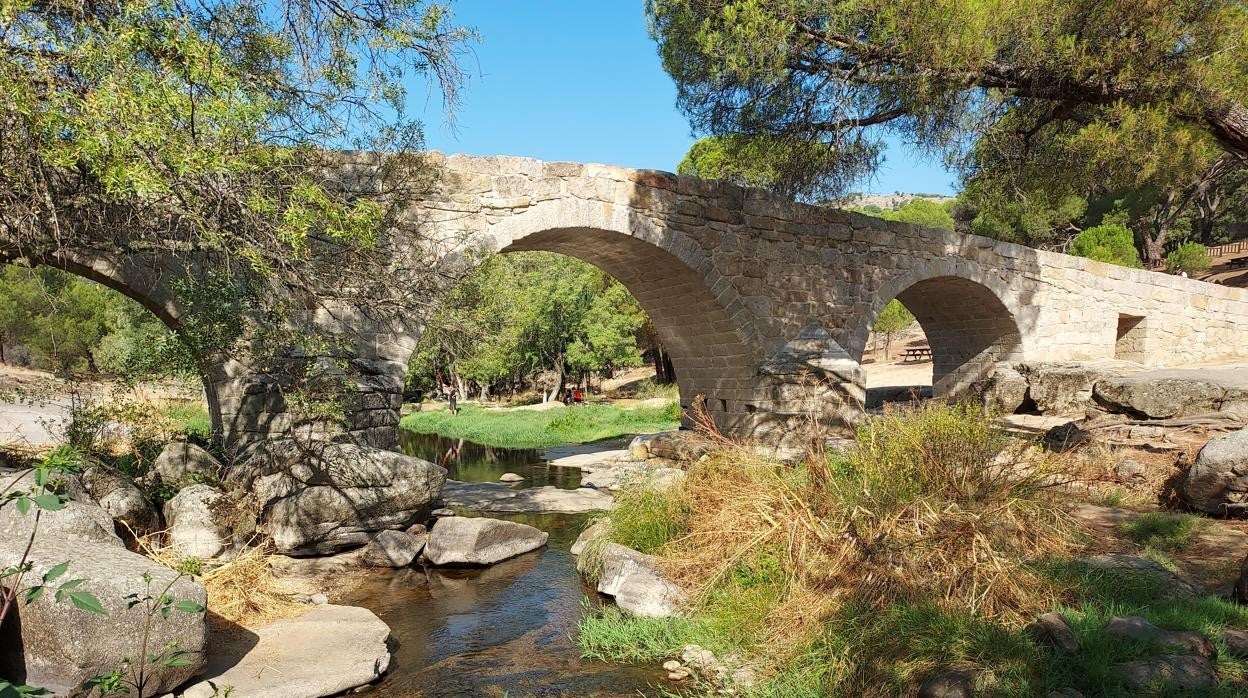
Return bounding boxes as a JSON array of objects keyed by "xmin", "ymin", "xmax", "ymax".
[{"xmin": 416, "ymin": 2, "xmax": 957, "ymax": 196}]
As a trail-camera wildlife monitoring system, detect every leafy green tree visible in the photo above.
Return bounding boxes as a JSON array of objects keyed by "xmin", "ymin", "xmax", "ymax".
[
  {"xmin": 0, "ymin": 266, "xmax": 40, "ymax": 363},
  {"xmin": 650, "ymin": 1, "xmax": 1248, "ymax": 182},
  {"xmin": 873, "ymin": 299, "xmax": 915, "ymax": 359},
  {"xmin": 861, "ymin": 199, "xmax": 955, "ymax": 231},
  {"xmin": 954, "ymin": 180, "xmax": 1088, "ymax": 249},
  {"xmin": 2, "ymin": 0, "xmax": 473, "ymax": 346},
  {"xmin": 677, "ymin": 134, "xmax": 877, "ymax": 200},
  {"xmin": 411, "ymin": 253, "xmax": 650, "ymax": 402},
  {"xmin": 650, "ymin": 0, "xmax": 1248, "ymax": 264},
  {"xmin": 1069, "ymin": 220, "xmax": 1142, "ymax": 268},
  {"xmin": 1166, "ymin": 243, "xmax": 1213, "ymax": 274}
]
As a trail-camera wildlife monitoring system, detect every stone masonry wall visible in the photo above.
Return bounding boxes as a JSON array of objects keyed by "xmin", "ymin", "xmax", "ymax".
[{"xmin": 14, "ymin": 151, "xmax": 1247, "ymax": 450}]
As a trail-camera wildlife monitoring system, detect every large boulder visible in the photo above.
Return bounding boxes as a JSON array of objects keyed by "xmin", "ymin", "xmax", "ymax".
[
  {"xmin": 1093, "ymin": 377, "xmax": 1244, "ymax": 419},
  {"xmin": 152, "ymin": 442, "xmax": 222, "ymax": 484},
  {"xmin": 1079, "ymin": 554, "xmax": 1202, "ymax": 597},
  {"xmin": 180, "ymin": 604, "xmax": 390, "ymax": 698},
  {"xmin": 1116, "ymin": 655, "xmax": 1218, "ymax": 691},
  {"xmin": 645, "ymin": 431, "xmax": 716, "ymax": 463},
  {"xmin": 360, "ymin": 529, "xmax": 424, "ymax": 568},
  {"xmin": 581, "ymin": 542, "xmax": 686, "ymax": 618},
  {"xmin": 72, "ymin": 461, "xmax": 159, "ymax": 533},
  {"xmin": 423, "ymin": 516, "xmax": 548, "ymax": 566},
  {"xmin": 1018, "ymin": 362, "xmax": 1116, "ymax": 416},
  {"xmin": 165, "ymin": 484, "xmax": 251, "ymax": 559},
  {"xmin": 0, "ymin": 473, "xmax": 123, "ymax": 547},
  {"xmin": 1104, "ymin": 616, "xmax": 1215, "ymax": 658},
  {"xmin": 1179, "ymin": 428, "xmax": 1248, "ymax": 515},
  {"xmin": 234, "ymin": 441, "xmax": 446, "ymax": 555},
  {"xmin": 978, "ymin": 365, "xmax": 1029, "ymax": 414},
  {"xmin": 0, "ymin": 526, "xmax": 207, "ymax": 693}
]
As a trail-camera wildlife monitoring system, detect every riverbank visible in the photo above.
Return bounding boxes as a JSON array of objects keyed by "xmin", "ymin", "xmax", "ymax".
[
  {"xmin": 398, "ymin": 401, "xmax": 680, "ymax": 448},
  {"xmin": 574, "ymin": 403, "xmax": 1248, "ymax": 697}
]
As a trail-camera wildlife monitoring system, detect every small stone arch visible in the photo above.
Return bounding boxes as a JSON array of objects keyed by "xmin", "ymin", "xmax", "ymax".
[
  {"xmin": 485, "ymin": 201, "xmax": 764, "ymax": 431},
  {"xmin": 857, "ymin": 265, "xmax": 1025, "ymax": 397}
]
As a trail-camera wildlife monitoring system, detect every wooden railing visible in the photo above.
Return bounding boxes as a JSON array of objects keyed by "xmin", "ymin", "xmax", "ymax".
[{"xmin": 1209, "ymin": 240, "xmax": 1248, "ymax": 258}]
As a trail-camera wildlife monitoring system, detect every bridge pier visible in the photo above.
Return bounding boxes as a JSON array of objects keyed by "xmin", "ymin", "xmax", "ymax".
[{"xmin": 207, "ymin": 307, "xmax": 420, "ymax": 457}]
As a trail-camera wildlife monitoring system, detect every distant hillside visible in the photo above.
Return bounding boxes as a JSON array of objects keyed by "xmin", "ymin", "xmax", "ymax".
[{"xmin": 841, "ymin": 192, "xmax": 956, "ymax": 210}]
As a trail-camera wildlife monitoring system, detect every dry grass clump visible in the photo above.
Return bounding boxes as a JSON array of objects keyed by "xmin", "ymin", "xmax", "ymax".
[
  {"xmin": 201, "ymin": 544, "xmax": 303, "ymax": 628},
  {"xmin": 640, "ymin": 403, "xmax": 1085, "ymax": 670},
  {"xmin": 125, "ymin": 524, "xmax": 301, "ymax": 628}
]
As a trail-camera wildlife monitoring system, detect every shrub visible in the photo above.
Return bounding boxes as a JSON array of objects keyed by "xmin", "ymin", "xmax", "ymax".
[
  {"xmin": 606, "ymin": 483, "xmax": 690, "ymax": 554},
  {"xmin": 1166, "ymin": 242, "xmax": 1212, "ymax": 273},
  {"xmin": 585, "ymin": 402, "xmax": 1083, "ymax": 695},
  {"xmin": 1070, "ymin": 222, "xmax": 1141, "ymax": 268}
]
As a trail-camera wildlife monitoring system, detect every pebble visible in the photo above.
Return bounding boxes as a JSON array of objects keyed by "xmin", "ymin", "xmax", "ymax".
[
  {"xmin": 662, "ymin": 660, "xmax": 682, "ymax": 671},
  {"xmin": 432, "ymin": 508, "xmax": 456, "ymax": 517},
  {"xmin": 310, "ymin": 593, "xmax": 328, "ymax": 605}
]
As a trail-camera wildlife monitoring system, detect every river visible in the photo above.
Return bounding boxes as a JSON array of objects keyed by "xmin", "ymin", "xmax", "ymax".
[{"xmin": 343, "ymin": 432, "xmax": 664, "ymax": 697}]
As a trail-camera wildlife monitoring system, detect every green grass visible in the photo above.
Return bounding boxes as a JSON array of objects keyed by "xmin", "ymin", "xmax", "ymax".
[
  {"xmin": 606, "ymin": 483, "xmax": 689, "ymax": 554},
  {"xmin": 398, "ymin": 401, "xmax": 680, "ymax": 448},
  {"xmin": 157, "ymin": 402, "xmax": 213, "ymax": 441},
  {"xmin": 1118, "ymin": 512, "xmax": 1206, "ymax": 552},
  {"xmin": 574, "ymin": 403, "xmax": 1248, "ymax": 697}
]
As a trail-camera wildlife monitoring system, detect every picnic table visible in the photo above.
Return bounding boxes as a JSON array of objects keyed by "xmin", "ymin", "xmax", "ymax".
[
  {"xmin": 901, "ymin": 346, "xmax": 933, "ymax": 362},
  {"xmin": 1229, "ymin": 256, "xmax": 1248, "ymax": 269}
]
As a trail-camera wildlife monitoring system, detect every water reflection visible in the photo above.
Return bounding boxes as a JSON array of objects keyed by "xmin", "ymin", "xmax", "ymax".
[
  {"xmin": 345, "ymin": 511, "xmax": 662, "ymax": 697},
  {"xmin": 348, "ymin": 438, "xmax": 662, "ymax": 697},
  {"xmin": 399, "ymin": 432, "xmax": 583, "ymax": 490}
]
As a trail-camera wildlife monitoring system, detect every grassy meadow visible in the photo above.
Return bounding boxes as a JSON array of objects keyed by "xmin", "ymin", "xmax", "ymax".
[{"xmin": 398, "ymin": 401, "xmax": 681, "ymax": 448}]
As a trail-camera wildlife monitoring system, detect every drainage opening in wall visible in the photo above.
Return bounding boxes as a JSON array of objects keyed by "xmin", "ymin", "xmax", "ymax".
[{"xmin": 1115, "ymin": 314, "xmax": 1147, "ymax": 362}]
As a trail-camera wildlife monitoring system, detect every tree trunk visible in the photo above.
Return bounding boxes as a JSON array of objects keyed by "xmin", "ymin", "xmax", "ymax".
[
  {"xmin": 1206, "ymin": 103, "xmax": 1248, "ymax": 161},
  {"xmin": 654, "ymin": 346, "xmax": 676, "ymax": 384}
]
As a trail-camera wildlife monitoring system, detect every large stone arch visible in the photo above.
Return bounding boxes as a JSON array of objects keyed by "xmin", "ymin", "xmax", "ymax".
[
  {"xmin": 855, "ymin": 263, "xmax": 1027, "ymax": 397},
  {"xmin": 483, "ymin": 200, "xmax": 764, "ymax": 431}
]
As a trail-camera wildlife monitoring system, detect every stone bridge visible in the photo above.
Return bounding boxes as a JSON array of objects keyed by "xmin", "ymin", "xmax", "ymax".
[{"xmin": 10, "ymin": 153, "xmax": 1248, "ymax": 452}]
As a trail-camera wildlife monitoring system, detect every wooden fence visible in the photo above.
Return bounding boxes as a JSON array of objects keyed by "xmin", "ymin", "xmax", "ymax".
[{"xmin": 1209, "ymin": 240, "xmax": 1248, "ymax": 258}]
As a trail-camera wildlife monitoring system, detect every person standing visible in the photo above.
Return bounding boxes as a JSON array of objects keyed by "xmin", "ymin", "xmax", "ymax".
[{"xmin": 449, "ymin": 387, "xmax": 459, "ymax": 416}]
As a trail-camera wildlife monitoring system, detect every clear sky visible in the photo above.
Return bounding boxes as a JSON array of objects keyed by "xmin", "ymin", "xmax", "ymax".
[{"xmin": 416, "ymin": 2, "xmax": 957, "ymax": 196}]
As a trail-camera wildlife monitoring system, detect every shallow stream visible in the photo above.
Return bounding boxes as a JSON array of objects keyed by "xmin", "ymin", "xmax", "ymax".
[{"xmin": 343, "ymin": 432, "xmax": 662, "ymax": 697}]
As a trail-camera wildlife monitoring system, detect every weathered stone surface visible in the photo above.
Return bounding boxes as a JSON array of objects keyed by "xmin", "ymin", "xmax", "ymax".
[
  {"xmin": 584, "ymin": 542, "xmax": 686, "ymax": 618},
  {"xmin": 0, "ymin": 476, "xmax": 123, "ymax": 546},
  {"xmin": 0, "ymin": 534, "xmax": 207, "ymax": 694},
  {"xmin": 236, "ymin": 442, "xmax": 446, "ymax": 555},
  {"xmin": 441, "ymin": 480, "xmax": 614, "ymax": 514},
  {"xmin": 980, "ymin": 365, "xmax": 1029, "ymax": 414},
  {"xmin": 570, "ymin": 518, "xmax": 610, "ymax": 556},
  {"xmin": 1026, "ymin": 612, "xmax": 1078, "ymax": 653},
  {"xmin": 360, "ymin": 529, "xmax": 424, "ymax": 568},
  {"xmin": 1222, "ymin": 628, "xmax": 1248, "ymax": 658},
  {"xmin": 152, "ymin": 442, "xmax": 222, "ymax": 483},
  {"xmin": 74, "ymin": 461, "xmax": 159, "ymax": 533},
  {"xmin": 19, "ymin": 154, "xmax": 1248, "ymax": 454},
  {"xmin": 179, "ymin": 605, "xmax": 390, "ymax": 698},
  {"xmin": 1180, "ymin": 428, "xmax": 1248, "ymax": 515},
  {"xmin": 1093, "ymin": 376, "xmax": 1248, "ymax": 419},
  {"xmin": 165, "ymin": 484, "xmax": 236, "ymax": 559},
  {"xmin": 1105, "ymin": 616, "xmax": 1215, "ymax": 658},
  {"xmin": 498, "ymin": 472, "xmax": 525, "ymax": 483},
  {"xmin": 1019, "ymin": 362, "xmax": 1115, "ymax": 416},
  {"xmin": 646, "ymin": 431, "xmax": 716, "ymax": 462},
  {"xmin": 1116, "ymin": 655, "xmax": 1217, "ymax": 691},
  {"xmin": 424, "ymin": 516, "xmax": 548, "ymax": 566},
  {"xmin": 1079, "ymin": 554, "xmax": 1201, "ymax": 597},
  {"xmin": 917, "ymin": 670, "xmax": 975, "ymax": 698}
]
